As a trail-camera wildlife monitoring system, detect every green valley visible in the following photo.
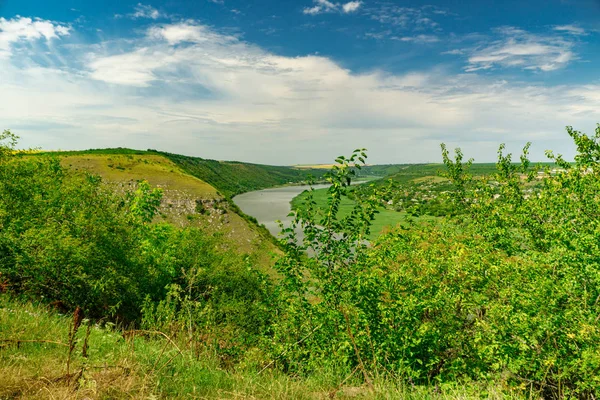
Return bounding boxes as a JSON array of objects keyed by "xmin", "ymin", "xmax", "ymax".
[{"xmin": 2, "ymin": 126, "xmax": 600, "ymax": 399}]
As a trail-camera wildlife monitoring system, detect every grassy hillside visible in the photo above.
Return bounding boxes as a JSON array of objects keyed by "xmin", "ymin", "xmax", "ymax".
[
  {"xmin": 36, "ymin": 147, "xmax": 328, "ymax": 197},
  {"xmin": 29, "ymin": 151, "xmax": 277, "ymax": 261},
  {"xmin": 161, "ymin": 152, "xmax": 327, "ymax": 197}
]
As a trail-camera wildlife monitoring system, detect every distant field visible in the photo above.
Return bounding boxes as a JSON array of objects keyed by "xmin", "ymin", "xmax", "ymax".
[
  {"xmin": 289, "ymin": 161, "xmax": 556, "ymax": 239},
  {"xmin": 293, "ymin": 164, "xmax": 337, "ymax": 169}
]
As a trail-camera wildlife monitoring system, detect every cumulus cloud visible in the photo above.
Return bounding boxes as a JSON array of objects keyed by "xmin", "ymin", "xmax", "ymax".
[
  {"xmin": 0, "ymin": 16, "xmax": 70, "ymax": 58},
  {"xmin": 465, "ymin": 27, "xmax": 576, "ymax": 72},
  {"xmin": 1, "ymin": 20, "xmax": 599, "ymax": 164}
]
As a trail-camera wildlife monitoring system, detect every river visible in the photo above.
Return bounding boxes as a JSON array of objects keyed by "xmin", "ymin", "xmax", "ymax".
[{"xmin": 233, "ymin": 184, "xmax": 330, "ymax": 239}]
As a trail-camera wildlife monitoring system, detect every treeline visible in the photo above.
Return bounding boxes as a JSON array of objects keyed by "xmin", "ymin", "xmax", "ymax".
[{"xmin": 2, "ymin": 127, "xmax": 600, "ymax": 398}]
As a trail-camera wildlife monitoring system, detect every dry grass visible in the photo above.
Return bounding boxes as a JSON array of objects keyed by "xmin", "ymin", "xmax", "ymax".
[
  {"xmin": 0, "ymin": 296, "xmax": 534, "ymax": 400},
  {"xmin": 0, "ymin": 364, "xmax": 142, "ymax": 399},
  {"xmin": 294, "ymin": 164, "xmax": 338, "ymax": 170},
  {"xmin": 61, "ymin": 154, "xmax": 218, "ymax": 198},
  {"xmin": 294, "ymin": 164, "xmax": 370, "ymax": 170},
  {"xmin": 411, "ymin": 175, "xmax": 449, "ymax": 183}
]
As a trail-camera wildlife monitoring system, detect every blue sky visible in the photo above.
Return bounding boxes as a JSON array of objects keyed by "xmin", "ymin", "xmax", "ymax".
[{"xmin": 1, "ymin": 0, "xmax": 599, "ymax": 164}]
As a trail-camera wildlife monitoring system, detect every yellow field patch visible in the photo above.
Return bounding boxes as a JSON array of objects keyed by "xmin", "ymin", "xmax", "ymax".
[
  {"xmin": 411, "ymin": 175, "xmax": 448, "ymax": 183},
  {"xmin": 294, "ymin": 163, "xmax": 367, "ymax": 169}
]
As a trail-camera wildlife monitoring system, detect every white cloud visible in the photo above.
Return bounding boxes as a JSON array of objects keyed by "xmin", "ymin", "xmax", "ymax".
[
  {"xmin": 303, "ymin": 6, "xmax": 323, "ymax": 15},
  {"xmin": 303, "ymin": 0, "xmax": 360, "ymax": 15},
  {"xmin": 465, "ymin": 27, "xmax": 576, "ymax": 72},
  {"xmin": 342, "ymin": 1, "xmax": 362, "ymax": 13},
  {"xmin": 416, "ymin": 17, "xmax": 438, "ymax": 29},
  {"xmin": 115, "ymin": 3, "xmax": 162, "ymax": 20},
  {"xmin": 442, "ymin": 49, "xmax": 465, "ymax": 55},
  {"xmin": 88, "ymin": 49, "xmax": 166, "ymax": 86},
  {"xmin": 398, "ymin": 34, "xmax": 440, "ymax": 43},
  {"xmin": 316, "ymin": 0, "xmax": 337, "ymax": 10},
  {"xmin": 553, "ymin": 24, "xmax": 586, "ymax": 35},
  {"xmin": 369, "ymin": 6, "xmax": 413, "ymax": 27},
  {"xmin": 131, "ymin": 3, "xmax": 161, "ymax": 19},
  {"xmin": 365, "ymin": 31, "xmax": 391, "ymax": 40},
  {"xmin": 0, "ymin": 17, "xmax": 70, "ymax": 58},
  {"xmin": 147, "ymin": 22, "xmax": 235, "ymax": 45},
  {"xmin": 1, "ymin": 20, "xmax": 599, "ymax": 164},
  {"xmin": 363, "ymin": 5, "xmax": 445, "ymax": 41}
]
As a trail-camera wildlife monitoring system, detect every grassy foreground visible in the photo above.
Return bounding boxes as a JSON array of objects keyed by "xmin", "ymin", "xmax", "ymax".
[{"xmin": 0, "ymin": 295, "xmax": 528, "ymax": 399}]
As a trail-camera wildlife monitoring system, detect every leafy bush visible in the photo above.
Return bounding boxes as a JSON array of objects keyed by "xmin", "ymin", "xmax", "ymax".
[
  {"xmin": 0, "ymin": 130, "xmax": 273, "ymax": 349},
  {"xmin": 272, "ymin": 127, "xmax": 600, "ymax": 397}
]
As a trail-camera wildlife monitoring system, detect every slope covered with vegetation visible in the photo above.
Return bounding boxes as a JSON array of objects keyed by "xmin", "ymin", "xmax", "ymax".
[
  {"xmin": 36, "ymin": 147, "xmax": 329, "ymax": 198},
  {"xmin": 161, "ymin": 151, "xmax": 328, "ymax": 197},
  {"xmin": 30, "ymin": 149, "xmax": 281, "ymax": 257}
]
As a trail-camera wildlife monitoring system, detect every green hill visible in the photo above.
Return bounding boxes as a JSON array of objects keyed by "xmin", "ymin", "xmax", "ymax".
[
  {"xmin": 160, "ymin": 151, "xmax": 327, "ymax": 197},
  {"xmin": 28, "ymin": 149, "xmax": 280, "ymax": 262},
  {"xmin": 35, "ymin": 147, "xmax": 329, "ymax": 198}
]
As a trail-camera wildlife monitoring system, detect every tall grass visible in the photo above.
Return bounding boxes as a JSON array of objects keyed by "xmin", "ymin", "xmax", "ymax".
[{"xmin": 0, "ymin": 295, "xmax": 530, "ymax": 399}]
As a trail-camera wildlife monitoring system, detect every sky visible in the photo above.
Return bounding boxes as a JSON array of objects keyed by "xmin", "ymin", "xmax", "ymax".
[{"xmin": 0, "ymin": 0, "xmax": 599, "ymax": 164}]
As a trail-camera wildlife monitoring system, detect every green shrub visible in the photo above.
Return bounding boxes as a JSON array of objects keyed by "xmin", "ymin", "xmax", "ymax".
[{"xmin": 272, "ymin": 127, "xmax": 600, "ymax": 397}]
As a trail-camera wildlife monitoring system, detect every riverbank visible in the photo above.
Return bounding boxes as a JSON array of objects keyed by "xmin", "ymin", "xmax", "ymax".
[
  {"xmin": 233, "ymin": 184, "xmax": 331, "ymax": 238},
  {"xmin": 232, "ymin": 177, "xmax": 381, "ymax": 239}
]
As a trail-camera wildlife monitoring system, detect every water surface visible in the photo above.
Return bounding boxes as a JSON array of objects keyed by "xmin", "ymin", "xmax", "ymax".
[{"xmin": 233, "ymin": 184, "xmax": 330, "ymax": 238}]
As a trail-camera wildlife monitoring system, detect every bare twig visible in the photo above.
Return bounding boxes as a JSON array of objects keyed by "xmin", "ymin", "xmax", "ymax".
[
  {"xmin": 342, "ymin": 308, "xmax": 374, "ymax": 391},
  {"xmin": 66, "ymin": 307, "xmax": 83, "ymax": 377},
  {"xmin": 151, "ymin": 337, "xmax": 172, "ymax": 371},
  {"xmin": 155, "ymin": 346, "xmax": 185, "ymax": 373},
  {"xmin": 81, "ymin": 322, "xmax": 92, "ymax": 358}
]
